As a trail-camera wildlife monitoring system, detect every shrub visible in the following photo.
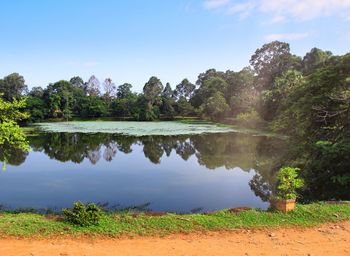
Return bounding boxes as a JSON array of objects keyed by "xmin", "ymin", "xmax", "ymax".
[
  {"xmin": 62, "ymin": 201, "xmax": 103, "ymax": 226},
  {"xmin": 235, "ymin": 110, "xmax": 264, "ymax": 129},
  {"xmin": 276, "ymin": 167, "xmax": 304, "ymax": 200}
]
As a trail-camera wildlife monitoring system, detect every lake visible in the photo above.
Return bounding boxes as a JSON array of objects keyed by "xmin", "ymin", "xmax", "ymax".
[{"xmin": 0, "ymin": 121, "xmax": 285, "ymax": 213}]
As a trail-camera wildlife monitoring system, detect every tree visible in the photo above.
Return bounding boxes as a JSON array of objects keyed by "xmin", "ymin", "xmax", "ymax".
[
  {"xmin": 250, "ymin": 41, "xmax": 299, "ymax": 91},
  {"xmin": 302, "ymin": 48, "xmax": 332, "ymax": 75},
  {"xmin": 28, "ymin": 86, "xmax": 45, "ymax": 98},
  {"xmin": 262, "ymin": 70, "xmax": 305, "ymax": 121},
  {"xmin": 191, "ymin": 76, "xmax": 228, "ymax": 109},
  {"xmin": 70, "ymin": 76, "xmax": 85, "ymax": 89},
  {"xmin": 79, "ymin": 96, "xmax": 107, "ymax": 117},
  {"xmin": 117, "ymin": 83, "xmax": 133, "ymax": 99},
  {"xmin": 143, "ymin": 76, "xmax": 163, "ymax": 106},
  {"xmin": 26, "ymin": 95, "xmax": 47, "ymax": 122},
  {"xmin": 85, "ymin": 75, "xmax": 101, "ymax": 96},
  {"xmin": 160, "ymin": 83, "xmax": 176, "ymax": 118},
  {"xmin": 196, "ymin": 69, "xmax": 225, "ymax": 87},
  {"xmin": 111, "ymin": 93, "xmax": 138, "ymax": 118},
  {"xmin": 176, "ymin": 97, "xmax": 194, "ymax": 117},
  {"xmin": 174, "ymin": 79, "xmax": 195, "ymax": 99},
  {"xmin": 103, "ymin": 78, "xmax": 116, "ymax": 110},
  {"xmin": 103, "ymin": 78, "xmax": 116, "ymax": 99},
  {"xmin": 162, "ymin": 83, "xmax": 174, "ymax": 99},
  {"xmin": 0, "ymin": 73, "xmax": 27, "ymax": 101},
  {"xmin": 44, "ymin": 80, "xmax": 74, "ymax": 119},
  {"xmin": 203, "ymin": 92, "xmax": 229, "ymax": 121},
  {"xmin": 0, "ymin": 96, "xmax": 29, "ymax": 170}
]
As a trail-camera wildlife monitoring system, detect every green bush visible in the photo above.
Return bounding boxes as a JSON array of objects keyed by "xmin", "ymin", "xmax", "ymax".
[
  {"xmin": 62, "ymin": 202, "xmax": 103, "ymax": 226},
  {"xmin": 235, "ymin": 110, "xmax": 264, "ymax": 129},
  {"xmin": 276, "ymin": 167, "xmax": 304, "ymax": 200}
]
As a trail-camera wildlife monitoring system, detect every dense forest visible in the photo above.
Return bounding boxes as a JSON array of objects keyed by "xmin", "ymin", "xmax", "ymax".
[{"xmin": 1, "ymin": 41, "xmax": 349, "ymax": 201}]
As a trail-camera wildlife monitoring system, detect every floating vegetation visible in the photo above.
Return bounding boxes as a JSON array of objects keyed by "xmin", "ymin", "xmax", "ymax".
[{"xmin": 34, "ymin": 121, "xmax": 236, "ymax": 136}]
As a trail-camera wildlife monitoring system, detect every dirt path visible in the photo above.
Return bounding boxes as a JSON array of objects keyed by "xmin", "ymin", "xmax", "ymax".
[{"xmin": 1, "ymin": 221, "xmax": 350, "ymax": 256}]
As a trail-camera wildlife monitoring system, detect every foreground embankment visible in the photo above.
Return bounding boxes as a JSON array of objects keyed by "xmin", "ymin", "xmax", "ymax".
[
  {"xmin": 0, "ymin": 220, "xmax": 349, "ymax": 256},
  {"xmin": 0, "ymin": 203, "xmax": 349, "ymax": 237}
]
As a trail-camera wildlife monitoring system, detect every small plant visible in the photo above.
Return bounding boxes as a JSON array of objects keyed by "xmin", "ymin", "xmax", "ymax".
[
  {"xmin": 276, "ymin": 167, "xmax": 304, "ymax": 200},
  {"xmin": 62, "ymin": 201, "xmax": 103, "ymax": 226}
]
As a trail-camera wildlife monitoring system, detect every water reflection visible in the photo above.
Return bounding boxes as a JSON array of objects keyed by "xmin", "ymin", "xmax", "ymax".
[
  {"xmin": 32, "ymin": 132, "xmax": 285, "ymax": 201},
  {"xmin": 0, "ymin": 132, "xmax": 286, "ymax": 211},
  {"xmin": 24, "ymin": 133, "xmax": 285, "ymax": 171}
]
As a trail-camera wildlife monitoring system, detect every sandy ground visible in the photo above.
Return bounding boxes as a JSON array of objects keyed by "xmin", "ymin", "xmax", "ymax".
[{"xmin": 1, "ymin": 221, "xmax": 350, "ymax": 256}]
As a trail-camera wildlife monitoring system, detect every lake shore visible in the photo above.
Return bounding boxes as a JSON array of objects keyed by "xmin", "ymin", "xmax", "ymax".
[{"xmin": 0, "ymin": 203, "xmax": 349, "ymax": 238}]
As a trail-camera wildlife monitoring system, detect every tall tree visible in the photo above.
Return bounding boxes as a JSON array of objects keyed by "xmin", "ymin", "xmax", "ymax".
[
  {"xmin": 250, "ymin": 41, "xmax": 297, "ymax": 91},
  {"xmin": 117, "ymin": 83, "xmax": 133, "ymax": 99},
  {"xmin": 85, "ymin": 75, "xmax": 101, "ymax": 96},
  {"xmin": 174, "ymin": 79, "xmax": 195, "ymax": 99},
  {"xmin": 162, "ymin": 82, "xmax": 174, "ymax": 99},
  {"xmin": 203, "ymin": 92, "xmax": 229, "ymax": 121},
  {"xmin": 196, "ymin": 69, "xmax": 225, "ymax": 87},
  {"xmin": 160, "ymin": 83, "xmax": 176, "ymax": 117},
  {"xmin": 0, "ymin": 73, "xmax": 27, "ymax": 101},
  {"xmin": 26, "ymin": 86, "xmax": 48, "ymax": 122},
  {"xmin": 69, "ymin": 76, "xmax": 85, "ymax": 89},
  {"xmin": 143, "ymin": 76, "xmax": 163, "ymax": 106},
  {"xmin": 103, "ymin": 78, "xmax": 116, "ymax": 108},
  {"xmin": 191, "ymin": 76, "xmax": 228, "ymax": 109},
  {"xmin": 44, "ymin": 80, "xmax": 74, "ymax": 119},
  {"xmin": 302, "ymin": 48, "xmax": 332, "ymax": 75}
]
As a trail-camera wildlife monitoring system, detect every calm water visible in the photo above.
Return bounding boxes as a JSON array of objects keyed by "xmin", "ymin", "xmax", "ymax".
[{"xmin": 0, "ymin": 122, "xmax": 285, "ymax": 212}]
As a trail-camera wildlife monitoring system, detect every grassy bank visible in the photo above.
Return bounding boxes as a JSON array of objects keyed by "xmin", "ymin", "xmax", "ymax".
[{"xmin": 0, "ymin": 203, "xmax": 349, "ymax": 238}]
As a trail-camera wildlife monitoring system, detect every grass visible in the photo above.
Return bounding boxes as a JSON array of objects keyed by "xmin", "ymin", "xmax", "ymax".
[{"xmin": 0, "ymin": 203, "xmax": 349, "ymax": 238}]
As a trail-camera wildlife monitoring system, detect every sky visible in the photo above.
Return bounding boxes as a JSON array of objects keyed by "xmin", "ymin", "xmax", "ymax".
[{"xmin": 0, "ymin": 0, "xmax": 350, "ymax": 91}]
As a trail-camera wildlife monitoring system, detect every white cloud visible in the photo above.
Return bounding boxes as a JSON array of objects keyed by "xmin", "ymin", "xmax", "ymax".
[
  {"xmin": 260, "ymin": 0, "xmax": 350, "ymax": 21},
  {"xmin": 264, "ymin": 32, "xmax": 309, "ymax": 41},
  {"xmin": 203, "ymin": 0, "xmax": 230, "ymax": 10},
  {"xmin": 229, "ymin": 1, "xmax": 255, "ymax": 14},
  {"xmin": 204, "ymin": 0, "xmax": 350, "ymax": 22},
  {"xmin": 228, "ymin": 1, "xmax": 256, "ymax": 18}
]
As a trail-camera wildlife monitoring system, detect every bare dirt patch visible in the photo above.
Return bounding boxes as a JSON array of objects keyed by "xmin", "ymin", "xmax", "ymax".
[{"xmin": 0, "ymin": 221, "xmax": 350, "ymax": 256}]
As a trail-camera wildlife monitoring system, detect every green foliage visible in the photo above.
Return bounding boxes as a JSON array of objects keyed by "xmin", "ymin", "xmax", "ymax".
[
  {"xmin": 62, "ymin": 202, "xmax": 103, "ymax": 227},
  {"xmin": 276, "ymin": 167, "xmax": 304, "ymax": 200},
  {"xmin": 302, "ymin": 140, "xmax": 350, "ymax": 200},
  {"xmin": 117, "ymin": 83, "xmax": 133, "ymax": 99},
  {"xmin": 302, "ymin": 48, "xmax": 332, "ymax": 75},
  {"xmin": 0, "ymin": 73, "xmax": 27, "ymax": 101},
  {"xmin": 143, "ymin": 76, "xmax": 163, "ymax": 105},
  {"xmin": 235, "ymin": 110, "xmax": 263, "ymax": 129},
  {"xmin": 203, "ymin": 92, "xmax": 229, "ymax": 121},
  {"xmin": 250, "ymin": 41, "xmax": 300, "ymax": 92},
  {"xmin": 175, "ymin": 97, "xmax": 194, "ymax": 117},
  {"xmin": 174, "ymin": 79, "xmax": 195, "ymax": 99},
  {"xmin": 162, "ymin": 82, "xmax": 175, "ymax": 99},
  {"xmin": 79, "ymin": 96, "xmax": 107, "ymax": 117},
  {"xmin": 0, "ymin": 96, "xmax": 30, "ymax": 170},
  {"xmin": 25, "ymin": 96, "xmax": 47, "ymax": 122}
]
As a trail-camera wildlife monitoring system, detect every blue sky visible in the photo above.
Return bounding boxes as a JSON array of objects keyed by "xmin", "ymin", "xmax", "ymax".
[{"xmin": 1, "ymin": 0, "xmax": 349, "ymax": 91}]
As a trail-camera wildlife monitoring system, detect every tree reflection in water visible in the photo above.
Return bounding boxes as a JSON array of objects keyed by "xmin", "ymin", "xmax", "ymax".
[{"xmin": 1, "ymin": 132, "xmax": 287, "ymax": 202}]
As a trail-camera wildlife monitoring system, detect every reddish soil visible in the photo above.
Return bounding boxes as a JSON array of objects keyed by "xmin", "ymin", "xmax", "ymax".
[{"xmin": 0, "ymin": 220, "xmax": 350, "ymax": 256}]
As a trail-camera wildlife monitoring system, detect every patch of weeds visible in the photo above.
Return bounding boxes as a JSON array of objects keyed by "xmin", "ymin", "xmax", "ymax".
[{"xmin": 62, "ymin": 202, "xmax": 103, "ymax": 227}]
